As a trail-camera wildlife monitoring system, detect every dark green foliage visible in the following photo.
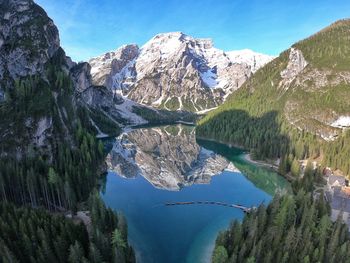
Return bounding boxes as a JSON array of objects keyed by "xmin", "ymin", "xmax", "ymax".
[
  {"xmin": 132, "ymin": 105, "xmax": 197, "ymax": 124},
  {"xmin": 0, "ymin": 51, "xmax": 107, "ymax": 210},
  {"xmin": 164, "ymin": 97, "xmax": 180, "ymax": 110},
  {"xmin": 87, "ymin": 108, "xmax": 121, "ymax": 136},
  {"xmin": 0, "ymin": 202, "xmax": 88, "ymax": 263},
  {"xmin": 0, "ymin": 200, "xmax": 135, "ymax": 263},
  {"xmin": 88, "ymin": 192, "xmax": 135, "ymax": 263},
  {"xmin": 0, "ymin": 122, "xmax": 105, "ymax": 211},
  {"xmin": 197, "ymin": 110, "xmax": 290, "ymax": 160},
  {"xmin": 295, "ymin": 19, "xmax": 350, "ymax": 70},
  {"xmin": 0, "ymin": 0, "xmax": 137, "ymax": 261},
  {"xmin": 212, "ymin": 246, "xmax": 229, "ymax": 263},
  {"xmin": 291, "ymin": 164, "xmax": 324, "ymax": 194},
  {"xmin": 0, "ymin": 48, "xmax": 134, "ymax": 262},
  {"xmin": 182, "ymin": 97, "xmax": 198, "ymax": 112},
  {"xmin": 213, "ymin": 191, "xmax": 350, "ymax": 263}
]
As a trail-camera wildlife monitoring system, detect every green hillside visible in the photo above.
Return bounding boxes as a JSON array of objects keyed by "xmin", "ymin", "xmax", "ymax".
[
  {"xmin": 0, "ymin": 196, "xmax": 134, "ymax": 263},
  {"xmin": 212, "ymin": 191, "xmax": 350, "ymax": 263},
  {"xmin": 197, "ymin": 19, "xmax": 350, "ymax": 177}
]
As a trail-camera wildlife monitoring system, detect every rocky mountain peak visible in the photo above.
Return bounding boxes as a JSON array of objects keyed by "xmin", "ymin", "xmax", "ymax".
[
  {"xmin": 141, "ymin": 31, "xmax": 214, "ymax": 55},
  {"xmin": 89, "ymin": 32, "xmax": 273, "ymax": 112},
  {"xmin": 0, "ymin": 0, "xmax": 60, "ymax": 82}
]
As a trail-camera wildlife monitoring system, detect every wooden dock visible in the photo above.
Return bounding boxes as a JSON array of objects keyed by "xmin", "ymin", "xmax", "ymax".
[{"xmin": 164, "ymin": 201, "xmax": 255, "ymax": 213}]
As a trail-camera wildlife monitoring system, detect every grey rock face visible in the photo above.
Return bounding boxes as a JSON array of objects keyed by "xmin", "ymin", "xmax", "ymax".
[
  {"xmin": 34, "ymin": 116, "xmax": 52, "ymax": 147},
  {"xmin": 0, "ymin": 0, "xmax": 60, "ymax": 83},
  {"xmin": 81, "ymin": 86, "xmax": 114, "ymax": 108},
  {"xmin": 70, "ymin": 62, "xmax": 93, "ymax": 92},
  {"xmin": 280, "ymin": 48, "xmax": 308, "ymax": 89},
  {"xmin": 89, "ymin": 32, "xmax": 263, "ymax": 112},
  {"xmin": 89, "ymin": 44, "xmax": 139, "ymax": 90},
  {"xmin": 0, "ymin": 0, "xmax": 63, "ymax": 157},
  {"xmin": 79, "ymin": 86, "xmax": 147, "ymax": 126},
  {"xmin": 106, "ymin": 125, "xmax": 230, "ymax": 190}
]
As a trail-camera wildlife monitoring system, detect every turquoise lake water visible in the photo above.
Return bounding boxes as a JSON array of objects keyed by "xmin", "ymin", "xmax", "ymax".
[{"xmin": 101, "ymin": 125, "xmax": 289, "ymax": 263}]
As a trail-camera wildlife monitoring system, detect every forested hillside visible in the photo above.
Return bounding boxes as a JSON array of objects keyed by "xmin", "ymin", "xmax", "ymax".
[
  {"xmin": 0, "ymin": 51, "xmax": 106, "ymax": 211},
  {"xmin": 212, "ymin": 191, "xmax": 350, "ymax": 263},
  {"xmin": 0, "ymin": 1, "xmax": 134, "ymax": 262},
  {"xmin": 197, "ymin": 19, "xmax": 350, "ymax": 177},
  {"xmin": 0, "ymin": 195, "xmax": 134, "ymax": 263}
]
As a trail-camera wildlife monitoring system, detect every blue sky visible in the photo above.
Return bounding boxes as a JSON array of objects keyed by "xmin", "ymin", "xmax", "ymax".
[{"xmin": 35, "ymin": 0, "xmax": 350, "ymax": 62}]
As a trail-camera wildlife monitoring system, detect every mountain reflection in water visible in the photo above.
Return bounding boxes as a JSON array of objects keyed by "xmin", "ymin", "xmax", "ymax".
[
  {"xmin": 106, "ymin": 125, "xmax": 233, "ymax": 190},
  {"xmin": 101, "ymin": 124, "xmax": 290, "ymax": 263}
]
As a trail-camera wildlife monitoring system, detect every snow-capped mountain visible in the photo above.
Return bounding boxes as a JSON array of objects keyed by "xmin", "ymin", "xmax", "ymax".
[
  {"xmin": 89, "ymin": 32, "xmax": 274, "ymax": 112},
  {"xmin": 227, "ymin": 49, "xmax": 275, "ymax": 73}
]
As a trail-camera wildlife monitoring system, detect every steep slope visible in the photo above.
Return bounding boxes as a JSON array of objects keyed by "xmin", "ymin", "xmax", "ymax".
[
  {"xmin": 76, "ymin": 53, "xmax": 196, "ymax": 128},
  {"xmin": 0, "ymin": 0, "xmax": 60, "ymax": 91},
  {"xmin": 0, "ymin": 1, "xmax": 135, "ymax": 262},
  {"xmin": 89, "ymin": 32, "xmax": 273, "ymax": 112},
  {"xmin": 0, "ymin": 0, "xmax": 72, "ymax": 156},
  {"xmin": 197, "ymin": 19, "xmax": 350, "ymax": 176}
]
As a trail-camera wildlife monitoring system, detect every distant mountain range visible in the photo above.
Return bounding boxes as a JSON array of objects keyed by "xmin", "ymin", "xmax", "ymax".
[{"xmin": 89, "ymin": 32, "xmax": 274, "ymax": 112}]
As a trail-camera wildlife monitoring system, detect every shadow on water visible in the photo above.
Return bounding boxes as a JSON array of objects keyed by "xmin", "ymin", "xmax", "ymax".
[{"xmin": 196, "ymin": 138, "xmax": 291, "ymax": 196}]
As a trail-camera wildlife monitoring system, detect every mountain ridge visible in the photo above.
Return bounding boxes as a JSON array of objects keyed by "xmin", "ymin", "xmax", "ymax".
[{"xmin": 89, "ymin": 32, "xmax": 274, "ymax": 112}]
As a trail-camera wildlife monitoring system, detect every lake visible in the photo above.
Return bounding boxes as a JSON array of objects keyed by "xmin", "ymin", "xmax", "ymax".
[{"xmin": 101, "ymin": 124, "xmax": 289, "ymax": 263}]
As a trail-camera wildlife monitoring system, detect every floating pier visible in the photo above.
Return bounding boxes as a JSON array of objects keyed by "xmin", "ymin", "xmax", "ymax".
[{"xmin": 164, "ymin": 201, "xmax": 255, "ymax": 213}]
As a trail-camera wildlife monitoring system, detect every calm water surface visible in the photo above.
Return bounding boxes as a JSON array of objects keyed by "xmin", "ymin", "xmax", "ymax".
[{"xmin": 101, "ymin": 125, "xmax": 289, "ymax": 263}]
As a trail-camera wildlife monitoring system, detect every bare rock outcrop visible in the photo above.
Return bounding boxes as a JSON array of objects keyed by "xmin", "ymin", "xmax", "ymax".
[
  {"xmin": 0, "ymin": 0, "xmax": 60, "ymax": 82},
  {"xmin": 89, "ymin": 44, "xmax": 139, "ymax": 90},
  {"xmin": 70, "ymin": 62, "xmax": 93, "ymax": 92},
  {"xmin": 279, "ymin": 48, "xmax": 308, "ymax": 89}
]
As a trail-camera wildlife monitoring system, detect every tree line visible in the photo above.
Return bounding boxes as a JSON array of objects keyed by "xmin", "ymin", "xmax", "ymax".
[
  {"xmin": 0, "ymin": 49, "xmax": 134, "ymax": 262},
  {"xmin": 0, "ymin": 192, "xmax": 135, "ymax": 263},
  {"xmin": 212, "ymin": 190, "xmax": 349, "ymax": 263}
]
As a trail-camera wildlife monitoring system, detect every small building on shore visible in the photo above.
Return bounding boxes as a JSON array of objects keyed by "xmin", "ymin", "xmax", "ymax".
[{"xmin": 327, "ymin": 174, "xmax": 346, "ymax": 194}]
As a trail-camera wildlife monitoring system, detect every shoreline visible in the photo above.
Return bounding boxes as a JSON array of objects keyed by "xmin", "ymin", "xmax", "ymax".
[
  {"xmin": 242, "ymin": 153, "xmax": 279, "ymax": 171},
  {"xmin": 196, "ymin": 136, "xmax": 298, "ymax": 182},
  {"xmin": 242, "ymin": 153, "xmax": 296, "ymax": 182},
  {"xmin": 196, "ymin": 136, "xmax": 277, "ymax": 169}
]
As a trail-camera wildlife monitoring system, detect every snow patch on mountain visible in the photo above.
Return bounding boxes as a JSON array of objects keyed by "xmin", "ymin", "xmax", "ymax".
[
  {"xmin": 89, "ymin": 33, "xmax": 274, "ymax": 112},
  {"xmin": 112, "ymin": 58, "xmax": 137, "ymax": 92},
  {"xmin": 141, "ymin": 32, "xmax": 183, "ymax": 60},
  {"xmin": 227, "ymin": 49, "xmax": 275, "ymax": 73}
]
